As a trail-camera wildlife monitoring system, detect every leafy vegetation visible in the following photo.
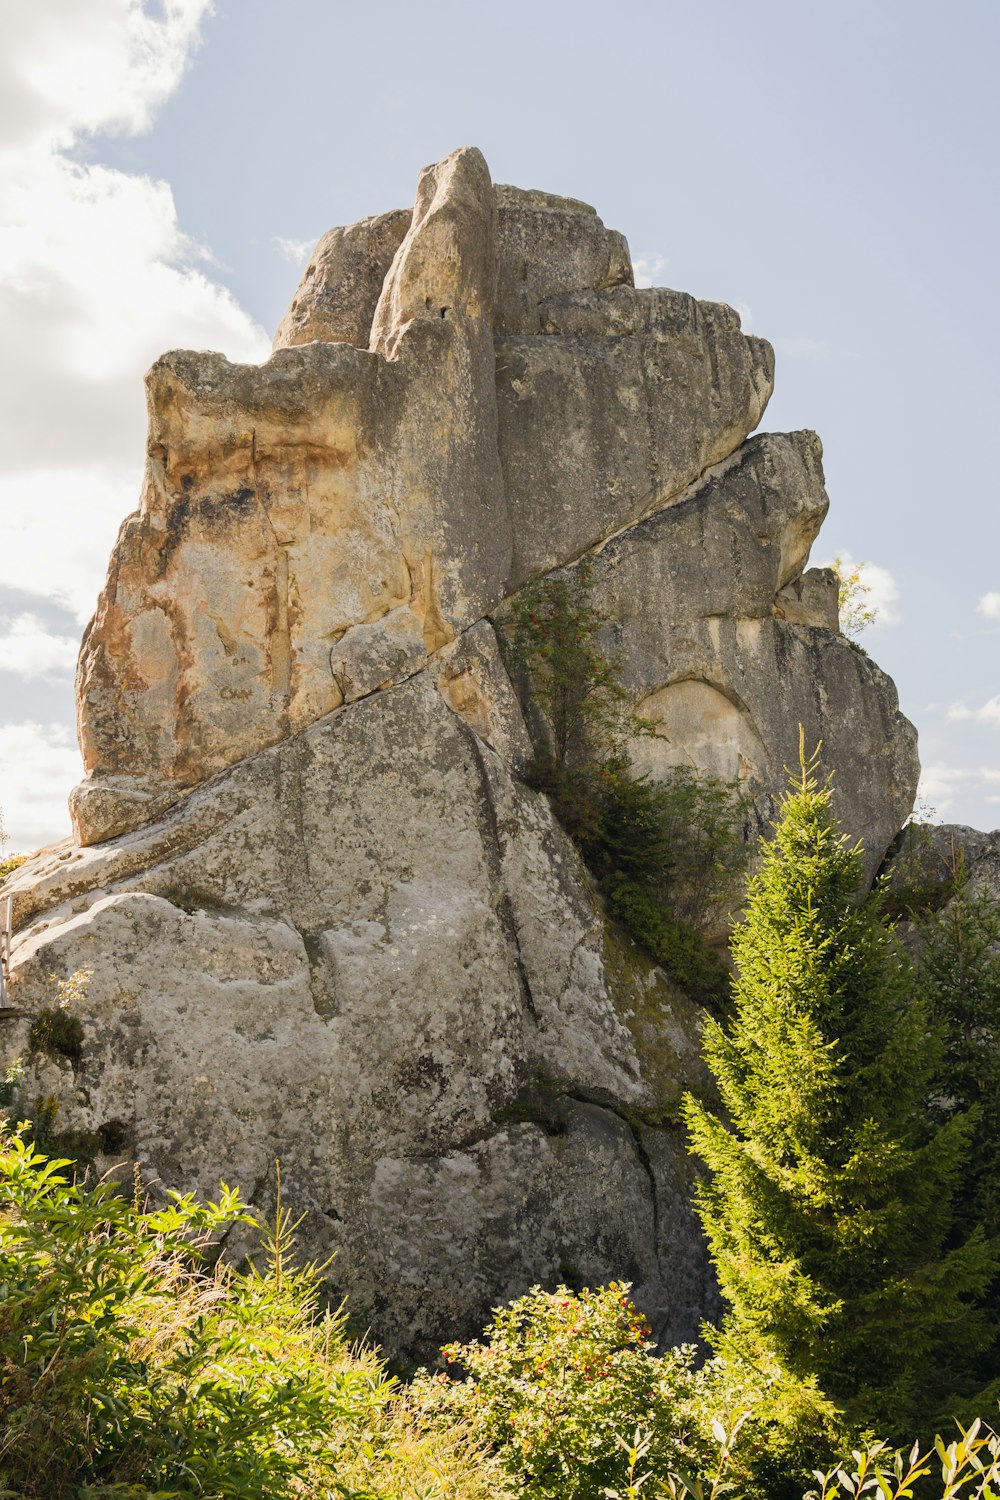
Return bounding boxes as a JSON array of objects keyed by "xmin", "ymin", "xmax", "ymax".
[
  {"xmin": 4, "ymin": 675, "xmax": 1000, "ymax": 1492},
  {"xmin": 27, "ymin": 966, "xmax": 93, "ymax": 1065},
  {"xmin": 508, "ymin": 567, "xmax": 747, "ymax": 1000},
  {"xmin": 831, "ymin": 556, "xmax": 878, "ymax": 640},
  {"xmin": 0, "ymin": 1128, "xmax": 508, "ymax": 1500},
  {"xmin": 683, "ymin": 743, "xmax": 999, "ymax": 1437},
  {"xmin": 410, "ymin": 1282, "xmax": 701, "ymax": 1499}
]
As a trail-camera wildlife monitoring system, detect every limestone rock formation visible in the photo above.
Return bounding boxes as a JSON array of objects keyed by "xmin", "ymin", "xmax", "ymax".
[{"xmin": 2, "ymin": 147, "xmax": 919, "ymax": 1360}]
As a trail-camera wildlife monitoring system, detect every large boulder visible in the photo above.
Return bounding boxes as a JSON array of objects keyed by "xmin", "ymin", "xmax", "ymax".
[{"xmin": 2, "ymin": 146, "xmax": 919, "ymax": 1360}]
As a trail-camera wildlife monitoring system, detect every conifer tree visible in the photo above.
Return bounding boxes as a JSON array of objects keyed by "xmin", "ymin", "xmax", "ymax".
[
  {"xmin": 683, "ymin": 744, "xmax": 998, "ymax": 1436},
  {"xmin": 918, "ymin": 865, "xmax": 1000, "ymax": 1240}
]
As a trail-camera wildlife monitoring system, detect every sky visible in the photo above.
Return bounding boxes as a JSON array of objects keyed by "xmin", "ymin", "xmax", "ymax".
[{"xmin": 0, "ymin": 0, "xmax": 998, "ymax": 851}]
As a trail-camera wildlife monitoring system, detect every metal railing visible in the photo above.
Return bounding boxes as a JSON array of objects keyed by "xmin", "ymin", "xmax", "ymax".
[{"xmin": 0, "ymin": 895, "xmax": 11, "ymax": 1008}]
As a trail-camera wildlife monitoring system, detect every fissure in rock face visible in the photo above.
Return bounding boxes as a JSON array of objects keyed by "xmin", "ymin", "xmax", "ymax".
[{"xmin": 2, "ymin": 147, "xmax": 918, "ymax": 1359}]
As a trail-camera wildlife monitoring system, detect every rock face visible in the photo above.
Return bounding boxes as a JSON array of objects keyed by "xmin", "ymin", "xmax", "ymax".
[{"xmin": 2, "ymin": 147, "xmax": 919, "ymax": 1360}]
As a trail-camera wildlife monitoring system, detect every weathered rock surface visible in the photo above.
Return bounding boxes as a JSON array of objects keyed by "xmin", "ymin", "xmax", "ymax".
[
  {"xmin": 3, "ymin": 146, "xmax": 920, "ymax": 1359},
  {"xmin": 576, "ymin": 432, "xmax": 915, "ymax": 881},
  {"xmin": 883, "ymin": 822, "xmax": 1000, "ymax": 906},
  {"xmin": 273, "ymin": 208, "xmax": 411, "ymax": 351},
  {"xmin": 6, "ymin": 656, "xmax": 713, "ymax": 1354},
  {"xmin": 71, "ymin": 148, "xmax": 775, "ymax": 846}
]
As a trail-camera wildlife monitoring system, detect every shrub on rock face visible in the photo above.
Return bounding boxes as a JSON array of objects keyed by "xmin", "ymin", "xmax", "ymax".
[{"xmin": 509, "ymin": 568, "xmax": 747, "ymax": 997}]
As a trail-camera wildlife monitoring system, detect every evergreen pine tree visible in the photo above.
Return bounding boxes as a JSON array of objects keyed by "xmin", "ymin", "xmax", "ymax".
[
  {"xmin": 918, "ymin": 864, "xmax": 1000, "ymax": 1239},
  {"xmin": 915, "ymin": 866, "xmax": 1000, "ymax": 1401},
  {"xmin": 683, "ymin": 744, "xmax": 998, "ymax": 1436}
]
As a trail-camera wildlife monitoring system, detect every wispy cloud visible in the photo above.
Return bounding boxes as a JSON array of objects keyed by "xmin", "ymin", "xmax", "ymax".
[
  {"xmin": 948, "ymin": 695, "xmax": 1000, "ymax": 726},
  {"xmin": 0, "ymin": 0, "xmax": 273, "ymax": 849},
  {"xmin": 917, "ymin": 764, "xmax": 1000, "ymax": 824},
  {"xmin": 916, "ymin": 765, "xmax": 970, "ymax": 818},
  {"xmin": 273, "ymin": 234, "xmax": 317, "ymax": 267},
  {"xmin": 977, "ymin": 592, "xmax": 1000, "ymax": 620},
  {"xmin": 632, "ymin": 251, "xmax": 669, "ymax": 288}
]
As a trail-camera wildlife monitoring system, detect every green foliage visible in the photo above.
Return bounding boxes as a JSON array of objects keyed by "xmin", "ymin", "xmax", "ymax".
[
  {"xmin": 509, "ymin": 570, "xmax": 747, "ymax": 994},
  {"xmin": 684, "ymin": 1336, "xmax": 844, "ymax": 1500},
  {"xmin": 879, "ymin": 876, "xmax": 956, "ymax": 923},
  {"xmin": 410, "ymin": 1282, "xmax": 703, "ymax": 1500},
  {"xmin": 805, "ymin": 1419, "xmax": 1000, "ymax": 1500},
  {"xmin": 918, "ymin": 864, "xmax": 1000, "ymax": 1238},
  {"xmin": 29, "ymin": 1006, "xmax": 85, "ymax": 1062},
  {"xmin": 602, "ymin": 875, "xmax": 729, "ymax": 1006},
  {"xmin": 0, "ymin": 806, "xmax": 23, "ymax": 883},
  {"xmin": 0, "ymin": 1060, "xmax": 25, "ymax": 1111},
  {"xmin": 831, "ymin": 556, "xmax": 878, "ymax": 640},
  {"xmin": 877, "ymin": 822, "xmax": 959, "ymax": 923},
  {"xmin": 510, "ymin": 564, "xmax": 632, "ymax": 774},
  {"xmin": 410, "ymin": 1282, "xmax": 850, "ymax": 1500},
  {"xmin": 0, "ymin": 1128, "xmax": 509, "ymax": 1500},
  {"xmin": 26, "ymin": 966, "xmax": 94, "ymax": 1066},
  {"xmin": 683, "ymin": 746, "xmax": 999, "ymax": 1438},
  {"xmin": 5, "ymin": 1126, "xmax": 1000, "ymax": 1499}
]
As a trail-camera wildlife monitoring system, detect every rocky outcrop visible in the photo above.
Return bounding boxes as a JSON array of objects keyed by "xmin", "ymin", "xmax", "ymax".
[
  {"xmin": 883, "ymin": 822, "xmax": 1000, "ymax": 908},
  {"xmin": 70, "ymin": 150, "xmax": 774, "ymax": 847},
  {"xmin": 2, "ymin": 147, "xmax": 919, "ymax": 1360}
]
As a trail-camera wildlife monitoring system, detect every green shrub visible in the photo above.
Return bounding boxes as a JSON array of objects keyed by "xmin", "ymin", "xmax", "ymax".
[
  {"xmin": 588, "ymin": 763, "xmax": 747, "ymax": 934},
  {"xmin": 28, "ymin": 1006, "xmax": 85, "ymax": 1062},
  {"xmin": 0, "ymin": 1127, "xmax": 509, "ymax": 1500},
  {"xmin": 410, "ymin": 1282, "xmax": 703, "ymax": 1500},
  {"xmin": 804, "ymin": 1420, "xmax": 1000, "ymax": 1500},
  {"xmin": 509, "ymin": 571, "xmax": 747, "ymax": 995},
  {"xmin": 26, "ymin": 966, "xmax": 94, "ymax": 1066},
  {"xmin": 602, "ymin": 874, "xmax": 729, "ymax": 1006},
  {"xmin": 0, "ymin": 1059, "xmax": 24, "ymax": 1110},
  {"xmin": 509, "ymin": 564, "xmax": 633, "ymax": 774},
  {"xmin": 0, "ymin": 804, "xmax": 26, "ymax": 885}
]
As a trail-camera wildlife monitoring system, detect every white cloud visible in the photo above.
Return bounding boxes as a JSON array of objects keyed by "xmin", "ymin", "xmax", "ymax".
[
  {"xmin": 273, "ymin": 234, "xmax": 318, "ymax": 267},
  {"xmin": 0, "ymin": 2, "xmax": 271, "ymax": 622},
  {"xmin": 632, "ymin": 251, "xmax": 670, "ymax": 288},
  {"xmin": 0, "ymin": 722, "xmax": 80, "ymax": 853},
  {"xmin": 820, "ymin": 551, "xmax": 901, "ymax": 628},
  {"xmin": 916, "ymin": 765, "xmax": 970, "ymax": 819},
  {"xmin": 977, "ymin": 592, "xmax": 1000, "ymax": 620},
  {"xmin": 1, "ymin": 0, "xmax": 212, "ymax": 151},
  {"xmin": 948, "ymin": 695, "xmax": 1000, "ymax": 726},
  {"xmin": 0, "ymin": 614, "xmax": 78, "ymax": 678},
  {"xmin": 916, "ymin": 765, "xmax": 1000, "ymax": 827},
  {"xmin": 732, "ymin": 301, "xmax": 753, "ymax": 330}
]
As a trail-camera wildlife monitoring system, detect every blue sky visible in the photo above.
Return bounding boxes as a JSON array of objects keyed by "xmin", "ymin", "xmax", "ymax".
[{"xmin": 1, "ymin": 0, "xmax": 998, "ymax": 850}]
